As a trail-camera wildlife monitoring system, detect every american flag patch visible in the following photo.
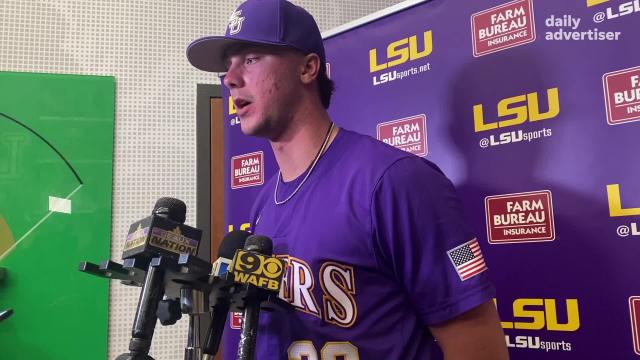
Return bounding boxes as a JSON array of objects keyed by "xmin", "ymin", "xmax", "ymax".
[{"xmin": 447, "ymin": 238, "xmax": 487, "ymax": 281}]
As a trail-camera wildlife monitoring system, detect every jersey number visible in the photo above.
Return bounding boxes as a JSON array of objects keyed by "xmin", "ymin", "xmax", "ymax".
[{"xmin": 288, "ymin": 341, "xmax": 359, "ymax": 360}]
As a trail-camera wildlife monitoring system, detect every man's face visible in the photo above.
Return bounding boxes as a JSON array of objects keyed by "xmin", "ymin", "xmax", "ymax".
[{"xmin": 222, "ymin": 45, "xmax": 305, "ymax": 140}]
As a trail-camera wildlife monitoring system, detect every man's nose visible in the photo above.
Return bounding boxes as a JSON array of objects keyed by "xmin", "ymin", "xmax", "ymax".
[{"xmin": 223, "ymin": 63, "xmax": 243, "ymax": 88}]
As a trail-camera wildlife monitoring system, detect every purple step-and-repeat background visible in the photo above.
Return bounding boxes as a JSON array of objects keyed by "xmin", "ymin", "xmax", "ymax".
[{"xmin": 221, "ymin": 0, "xmax": 640, "ymax": 358}]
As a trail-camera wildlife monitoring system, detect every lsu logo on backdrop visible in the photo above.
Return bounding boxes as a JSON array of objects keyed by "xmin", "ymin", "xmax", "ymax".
[
  {"xmin": 603, "ymin": 66, "xmax": 640, "ymax": 125},
  {"xmin": 474, "ymin": 87, "xmax": 560, "ymax": 132},
  {"xmin": 629, "ymin": 297, "xmax": 640, "ymax": 354},
  {"xmin": 227, "ymin": 222, "xmax": 251, "ymax": 233},
  {"xmin": 485, "ymin": 190, "xmax": 555, "ymax": 244},
  {"xmin": 607, "ymin": 183, "xmax": 640, "ymax": 237},
  {"xmin": 230, "ymin": 151, "xmax": 264, "ymax": 189},
  {"xmin": 376, "ymin": 115, "xmax": 427, "ymax": 157},
  {"xmin": 587, "ymin": 0, "xmax": 610, "ymax": 6},
  {"xmin": 228, "ymin": 96, "xmax": 240, "ymax": 126},
  {"xmin": 369, "ymin": 30, "xmax": 433, "ymax": 73},
  {"xmin": 497, "ymin": 298, "xmax": 580, "ymax": 331},
  {"xmin": 497, "ymin": 297, "xmax": 578, "ymax": 352},
  {"xmin": 607, "ymin": 183, "xmax": 640, "ymax": 217},
  {"xmin": 591, "ymin": 0, "xmax": 640, "ymax": 23},
  {"xmin": 471, "ymin": 0, "xmax": 536, "ymax": 57},
  {"xmin": 228, "ymin": 96, "xmax": 236, "ymax": 115}
]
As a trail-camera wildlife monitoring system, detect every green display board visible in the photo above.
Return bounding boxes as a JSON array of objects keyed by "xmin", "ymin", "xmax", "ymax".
[{"xmin": 0, "ymin": 71, "xmax": 114, "ymax": 359}]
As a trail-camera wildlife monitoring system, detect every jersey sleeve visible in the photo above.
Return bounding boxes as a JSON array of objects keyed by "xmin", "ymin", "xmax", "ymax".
[{"xmin": 370, "ymin": 156, "xmax": 495, "ymax": 325}]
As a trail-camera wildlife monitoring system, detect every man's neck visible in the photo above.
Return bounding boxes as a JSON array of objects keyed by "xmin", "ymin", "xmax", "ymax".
[{"xmin": 270, "ymin": 107, "xmax": 336, "ymax": 182}]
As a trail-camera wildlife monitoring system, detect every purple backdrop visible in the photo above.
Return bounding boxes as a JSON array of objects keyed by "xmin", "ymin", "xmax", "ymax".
[{"xmin": 221, "ymin": 0, "xmax": 640, "ymax": 358}]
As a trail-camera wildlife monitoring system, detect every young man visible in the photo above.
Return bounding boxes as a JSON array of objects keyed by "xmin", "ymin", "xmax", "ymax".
[{"xmin": 187, "ymin": 0, "xmax": 509, "ymax": 359}]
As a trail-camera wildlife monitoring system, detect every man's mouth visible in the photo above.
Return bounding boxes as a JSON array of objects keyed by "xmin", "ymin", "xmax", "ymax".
[{"xmin": 234, "ymin": 98, "xmax": 252, "ymax": 112}]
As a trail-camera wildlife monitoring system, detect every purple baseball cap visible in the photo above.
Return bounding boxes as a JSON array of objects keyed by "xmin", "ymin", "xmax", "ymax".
[{"xmin": 187, "ymin": 0, "xmax": 325, "ymax": 73}]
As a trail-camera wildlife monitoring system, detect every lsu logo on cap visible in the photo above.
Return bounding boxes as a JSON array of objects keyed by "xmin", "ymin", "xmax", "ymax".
[{"xmin": 228, "ymin": 10, "xmax": 245, "ymax": 35}]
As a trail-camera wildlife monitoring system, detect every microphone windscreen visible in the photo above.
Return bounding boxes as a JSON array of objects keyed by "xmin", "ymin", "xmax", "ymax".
[
  {"xmin": 244, "ymin": 235, "xmax": 272, "ymax": 255},
  {"xmin": 219, "ymin": 230, "xmax": 251, "ymax": 259},
  {"xmin": 152, "ymin": 197, "xmax": 187, "ymax": 224}
]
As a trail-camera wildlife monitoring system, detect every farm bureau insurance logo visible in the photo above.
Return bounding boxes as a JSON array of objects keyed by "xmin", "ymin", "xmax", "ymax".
[
  {"xmin": 630, "ymin": 296, "xmax": 640, "ymax": 355},
  {"xmin": 603, "ymin": 66, "xmax": 640, "ymax": 125},
  {"xmin": 231, "ymin": 151, "xmax": 264, "ymax": 189},
  {"xmin": 485, "ymin": 190, "xmax": 555, "ymax": 244},
  {"xmin": 368, "ymin": 30, "xmax": 433, "ymax": 86},
  {"xmin": 376, "ymin": 115, "xmax": 427, "ymax": 157},
  {"xmin": 230, "ymin": 312, "xmax": 243, "ymax": 329},
  {"xmin": 471, "ymin": 0, "xmax": 536, "ymax": 57}
]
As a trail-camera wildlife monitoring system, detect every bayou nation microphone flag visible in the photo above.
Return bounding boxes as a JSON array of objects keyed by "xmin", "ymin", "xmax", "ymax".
[{"xmin": 447, "ymin": 238, "xmax": 487, "ymax": 281}]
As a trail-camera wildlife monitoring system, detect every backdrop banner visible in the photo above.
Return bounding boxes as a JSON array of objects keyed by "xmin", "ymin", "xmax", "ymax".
[{"xmin": 221, "ymin": 0, "xmax": 640, "ymax": 358}]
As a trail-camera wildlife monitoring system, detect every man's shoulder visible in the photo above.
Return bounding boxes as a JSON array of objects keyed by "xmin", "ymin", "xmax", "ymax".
[
  {"xmin": 337, "ymin": 128, "xmax": 413, "ymax": 166},
  {"xmin": 336, "ymin": 128, "xmax": 441, "ymax": 181}
]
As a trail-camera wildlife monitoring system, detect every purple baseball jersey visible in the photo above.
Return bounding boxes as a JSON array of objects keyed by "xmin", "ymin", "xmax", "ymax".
[{"xmin": 224, "ymin": 128, "xmax": 495, "ymax": 359}]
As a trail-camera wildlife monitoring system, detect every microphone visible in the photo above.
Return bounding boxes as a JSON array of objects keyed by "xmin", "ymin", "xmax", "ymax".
[
  {"xmin": 234, "ymin": 235, "xmax": 285, "ymax": 360},
  {"xmin": 0, "ymin": 267, "xmax": 10, "ymax": 323},
  {"xmin": 121, "ymin": 197, "xmax": 202, "ymax": 268},
  {"xmin": 117, "ymin": 197, "xmax": 202, "ymax": 360},
  {"xmin": 201, "ymin": 230, "xmax": 251, "ymax": 360},
  {"xmin": 0, "ymin": 308, "xmax": 13, "ymax": 322}
]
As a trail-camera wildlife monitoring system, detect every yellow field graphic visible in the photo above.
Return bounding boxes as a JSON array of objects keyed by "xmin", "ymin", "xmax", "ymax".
[{"xmin": 0, "ymin": 214, "xmax": 15, "ymax": 255}]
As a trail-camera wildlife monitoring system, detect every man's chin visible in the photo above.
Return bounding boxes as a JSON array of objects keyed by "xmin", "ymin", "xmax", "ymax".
[
  {"xmin": 238, "ymin": 116, "xmax": 279, "ymax": 140},
  {"xmin": 239, "ymin": 119, "xmax": 266, "ymax": 138}
]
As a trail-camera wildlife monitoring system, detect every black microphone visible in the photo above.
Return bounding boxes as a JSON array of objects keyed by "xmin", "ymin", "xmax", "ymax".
[
  {"xmin": 201, "ymin": 230, "xmax": 251, "ymax": 360},
  {"xmin": 0, "ymin": 308, "xmax": 13, "ymax": 322},
  {"xmin": 235, "ymin": 235, "xmax": 285, "ymax": 360},
  {"xmin": 117, "ymin": 197, "xmax": 201, "ymax": 360},
  {"xmin": 121, "ymin": 197, "xmax": 201, "ymax": 267}
]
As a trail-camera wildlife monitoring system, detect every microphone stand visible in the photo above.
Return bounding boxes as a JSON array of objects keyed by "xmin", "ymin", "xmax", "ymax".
[
  {"xmin": 116, "ymin": 256, "xmax": 169, "ymax": 360},
  {"xmin": 80, "ymin": 253, "xmax": 215, "ymax": 360},
  {"xmin": 181, "ymin": 287, "xmax": 208, "ymax": 360},
  {"xmin": 0, "ymin": 267, "xmax": 12, "ymax": 323},
  {"xmin": 237, "ymin": 287, "xmax": 263, "ymax": 360}
]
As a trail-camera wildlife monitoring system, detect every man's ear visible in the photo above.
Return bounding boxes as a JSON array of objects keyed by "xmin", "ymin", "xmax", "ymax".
[{"xmin": 300, "ymin": 53, "xmax": 321, "ymax": 85}]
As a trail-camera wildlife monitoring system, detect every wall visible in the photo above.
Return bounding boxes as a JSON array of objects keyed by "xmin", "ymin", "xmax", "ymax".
[{"xmin": 0, "ymin": 0, "xmax": 403, "ymax": 358}]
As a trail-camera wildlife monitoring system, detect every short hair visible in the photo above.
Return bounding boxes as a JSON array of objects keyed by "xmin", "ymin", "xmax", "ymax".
[{"xmin": 317, "ymin": 63, "xmax": 334, "ymax": 109}]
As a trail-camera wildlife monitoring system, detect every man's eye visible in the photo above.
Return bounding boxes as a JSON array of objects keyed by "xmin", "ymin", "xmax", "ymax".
[{"xmin": 245, "ymin": 57, "xmax": 258, "ymax": 65}]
